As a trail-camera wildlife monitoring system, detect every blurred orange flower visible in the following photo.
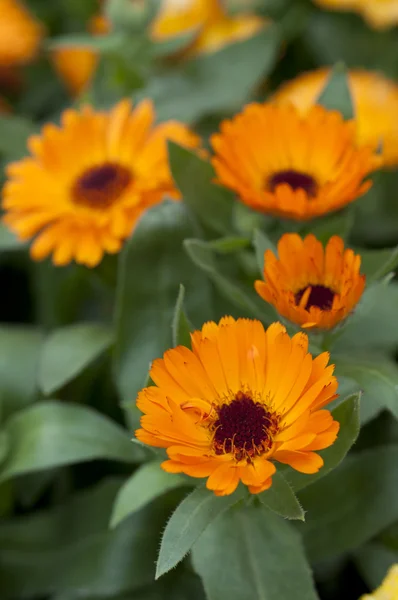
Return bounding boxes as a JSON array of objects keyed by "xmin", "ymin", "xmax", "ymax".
[
  {"xmin": 0, "ymin": 0, "xmax": 43, "ymax": 67},
  {"xmin": 314, "ymin": 0, "xmax": 398, "ymax": 30}
]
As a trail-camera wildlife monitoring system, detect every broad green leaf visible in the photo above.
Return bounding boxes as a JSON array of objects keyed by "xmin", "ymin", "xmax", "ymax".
[
  {"xmin": 0, "ymin": 478, "xmax": 179, "ymax": 598},
  {"xmin": 110, "ymin": 461, "xmax": 187, "ymax": 528},
  {"xmin": 333, "ymin": 354, "xmax": 398, "ymax": 422},
  {"xmin": 0, "ymin": 326, "xmax": 43, "ymax": 420},
  {"xmin": 114, "ymin": 201, "xmax": 212, "ymax": 404},
  {"xmin": 259, "ymin": 471, "xmax": 304, "ymax": 521},
  {"xmin": 297, "ymin": 445, "xmax": 398, "ymax": 561},
  {"xmin": 355, "ymin": 542, "xmax": 398, "ymax": 592},
  {"xmin": 0, "ymin": 223, "xmax": 25, "ymax": 251},
  {"xmin": 192, "ymin": 503, "xmax": 319, "ymax": 600},
  {"xmin": 359, "ymin": 245, "xmax": 398, "ymax": 283},
  {"xmin": 156, "ymin": 485, "xmax": 245, "ymax": 579},
  {"xmin": 139, "ymin": 27, "xmax": 281, "ymax": 123},
  {"xmin": 168, "ymin": 143, "xmax": 234, "ymax": 235},
  {"xmin": 0, "ymin": 115, "xmax": 36, "ymax": 160},
  {"xmin": 172, "ymin": 285, "xmax": 193, "ymax": 348},
  {"xmin": 0, "ymin": 401, "xmax": 143, "ymax": 482},
  {"xmin": 184, "ymin": 238, "xmax": 274, "ymax": 322},
  {"xmin": 253, "ymin": 228, "xmax": 277, "ymax": 274},
  {"xmin": 316, "ymin": 63, "xmax": 354, "ymax": 120},
  {"xmin": 285, "ymin": 392, "xmax": 361, "ymax": 492},
  {"xmin": 39, "ymin": 323, "xmax": 114, "ymax": 396}
]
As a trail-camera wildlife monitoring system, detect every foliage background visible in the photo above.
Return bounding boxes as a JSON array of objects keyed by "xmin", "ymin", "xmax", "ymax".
[{"xmin": 0, "ymin": 1, "xmax": 398, "ymax": 599}]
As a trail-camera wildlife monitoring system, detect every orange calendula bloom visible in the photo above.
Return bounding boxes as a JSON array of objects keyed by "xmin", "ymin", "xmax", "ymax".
[
  {"xmin": 273, "ymin": 68, "xmax": 398, "ymax": 168},
  {"xmin": 136, "ymin": 317, "xmax": 339, "ymax": 496},
  {"xmin": 255, "ymin": 234, "xmax": 365, "ymax": 330},
  {"xmin": 2, "ymin": 99, "xmax": 200, "ymax": 267},
  {"xmin": 211, "ymin": 103, "xmax": 379, "ymax": 221},
  {"xmin": 0, "ymin": 0, "xmax": 43, "ymax": 66},
  {"xmin": 314, "ymin": 0, "xmax": 398, "ymax": 30},
  {"xmin": 360, "ymin": 564, "xmax": 398, "ymax": 599}
]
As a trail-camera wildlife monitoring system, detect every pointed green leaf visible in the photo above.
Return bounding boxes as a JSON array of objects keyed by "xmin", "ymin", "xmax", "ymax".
[
  {"xmin": 259, "ymin": 471, "xmax": 304, "ymax": 520},
  {"xmin": 110, "ymin": 461, "xmax": 187, "ymax": 528},
  {"xmin": 359, "ymin": 245, "xmax": 398, "ymax": 283},
  {"xmin": 207, "ymin": 236, "xmax": 251, "ymax": 254},
  {"xmin": 156, "ymin": 485, "xmax": 245, "ymax": 579},
  {"xmin": 0, "ymin": 401, "xmax": 143, "ymax": 482},
  {"xmin": 253, "ymin": 228, "xmax": 277, "ymax": 274},
  {"xmin": 172, "ymin": 285, "xmax": 193, "ymax": 348},
  {"xmin": 39, "ymin": 323, "xmax": 113, "ymax": 395},
  {"xmin": 316, "ymin": 62, "xmax": 354, "ymax": 120},
  {"xmin": 192, "ymin": 503, "xmax": 319, "ymax": 600}
]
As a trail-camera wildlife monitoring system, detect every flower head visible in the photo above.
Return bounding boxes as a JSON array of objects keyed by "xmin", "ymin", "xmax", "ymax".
[
  {"xmin": 360, "ymin": 564, "xmax": 398, "ymax": 599},
  {"xmin": 2, "ymin": 99, "xmax": 200, "ymax": 267},
  {"xmin": 0, "ymin": 0, "xmax": 43, "ymax": 67},
  {"xmin": 255, "ymin": 234, "xmax": 365, "ymax": 330},
  {"xmin": 211, "ymin": 103, "xmax": 379, "ymax": 221},
  {"xmin": 136, "ymin": 316, "xmax": 339, "ymax": 496},
  {"xmin": 314, "ymin": 0, "xmax": 398, "ymax": 30},
  {"xmin": 273, "ymin": 68, "xmax": 398, "ymax": 168}
]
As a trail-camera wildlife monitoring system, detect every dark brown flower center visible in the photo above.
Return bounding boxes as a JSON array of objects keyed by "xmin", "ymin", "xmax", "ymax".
[
  {"xmin": 268, "ymin": 170, "xmax": 318, "ymax": 197},
  {"xmin": 72, "ymin": 162, "xmax": 132, "ymax": 209},
  {"xmin": 213, "ymin": 391, "xmax": 279, "ymax": 461},
  {"xmin": 295, "ymin": 284, "xmax": 335, "ymax": 310}
]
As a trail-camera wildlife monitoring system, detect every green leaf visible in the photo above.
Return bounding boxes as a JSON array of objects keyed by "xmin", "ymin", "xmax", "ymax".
[
  {"xmin": 307, "ymin": 210, "xmax": 354, "ymax": 245},
  {"xmin": 253, "ymin": 228, "xmax": 277, "ymax": 274},
  {"xmin": 39, "ymin": 323, "xmax": 114, "ymax": 396},
  {"xmin": 359, "ymin": 245, "xmax": 398, "ymax": 283},
  {"xmin": 184, "ymin": 239, "xmax": 274, "ymax": 322},
  {"xmin": 46, "ymin": 33, "xmax": 126, "ymax": 52},
  {"xmin": 156, "ymin": 485, "xmax": 245, "ymax": 579},
  {"xmin": 0, "ymin": 223, "xmax": 25, "ymax": 251},
  {"xmin": 110, "ymin": 461, "xmax": 188, "ymax": 528},
  {"xmin": 0, "ymin": 401, "xmax": 143, "ymax": 482},
  {"xmin": 114, "ymin": 201, "xmax": 212, "ymax": 404},
  {"xmin": 316, "ymin": 62, "xmax": 354, "ymax": 120},
  {"xmin": 168, "ymin": 143, "xmax": 234, "ymax": 235},
  {"xmin": 285, "ymin": 392, "xmax": 361, "ymax": 492},
  {"xmin": 192, "ymin": 503, "xmax": 319, "ymax": 600},
  {"xmin": 207, "ymin": 236, "xmax": 251, "ymax": 254},
  {"xmin": 152, "ymin": 29, "xmax": 199, "ymax": 57},
  {"xmin": 297, "ymin": 445, "xmax": 398, "ymax": 561},
  {"xmin": 355, "ymin": 542, "xmax": 398, "ymax": 592},
  {"xmin": 333, "ymin": 354, "xmax": 398, "ymax": 422},
  {"xmin": 0, "ymin": 115, "xmax": 36, "ymax": 160},
  {"xmin": 172, "ymin": 285, "xmax": 193, "ymax": 348},
  {"xmin": 0, "ymin": 326, "xmax": 43, "ymax": 420},
  {"xmin": 259, "ymin": 471, "xmax": 305, "ymax": 520}
]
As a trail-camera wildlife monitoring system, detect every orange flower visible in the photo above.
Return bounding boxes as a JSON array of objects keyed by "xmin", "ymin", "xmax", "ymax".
[
  {"xmin": 211, "ymin": 103, "xmax": 379, "ymax": 221},
  {"xmin": 52, "ymin": 15, "xmax": 110, "ymax": 96},
  {"xmin": 2, "ymin": 99, "xmax": 200, "ymax": 267},
  {"xmin": 255, "ymin": 234, "xmax": 365, "ymax": 330},
  {"xmin": 360, "ymin": 564, "xmax": 398, "ymax": 600},
  {"xmin": 0, "ymin": 0, "xmax": 43, "ymax": 66},
  {"xmin": 136, "ymin": 316, "xmax": 339, "ymax": 496},
  {"xmin": 273, "ymin": 68, "xmax": 398, "ymax": 168},
  {"xmin": 314, "ymin": 0, "xmax": 398, "ymax": 30}
]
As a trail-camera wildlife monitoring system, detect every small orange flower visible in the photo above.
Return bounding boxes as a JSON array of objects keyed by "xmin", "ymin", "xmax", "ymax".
[
  {"xmin": 273, "ymin": 68, "xmax": 398, "ymax": 168},
  {"xmin": 2, "ymin": 99, "xmax": 200, "ymax": 267},
  {"xmin": 255, "ymin": 234, "xmax": 365, "ymax": 330},
  {"xmin": 360, "ymin": 564, "xmax": 398, "ymax": 600},
  {"xmin": 314, "ymin": 0, "xmax": 398, "ymax": 30},
  {"xmin": 211, "ymin": 103, "xmax": 380, "ymax": 221},
  {"xmin": 136, "ymin": 316, "xmax": 339, "ymax": 496},
  {"xmin": 0, "ymin": 0, "xmax": 43, "ymax": 67}
]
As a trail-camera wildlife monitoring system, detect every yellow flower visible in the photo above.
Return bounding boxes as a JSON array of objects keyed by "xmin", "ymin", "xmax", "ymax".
[
  {"xmin": 360, "ymin": 564, "xmax": 398, "ymax": 600},
  {"xmin": 2, "ymin": 99, "xmax": 200, "ymax": 267},
  {"xmin": 255, "ymin": 234, "xmax": 365, "ymax": 330},
  {"xmin": 314, "ymin": 0, "xmax": 398, "ymax": 30},
  {"xmin": 0, "ymin": 0, "xmax": 43, "ymax": 67},
  {"xmin": 273, "ymin": 68, "xmax": 398, "ymax": 168},
  {"xmin": 136, "ymin": 316, "xmax": 339, "ymax": 496},
  {"xmin": 211, "ymin": 103, "xmax": 379, "ymax": 221},
  {"xmin": 51, "ymin": 15, "xmax": 110, "ymax": 97}
]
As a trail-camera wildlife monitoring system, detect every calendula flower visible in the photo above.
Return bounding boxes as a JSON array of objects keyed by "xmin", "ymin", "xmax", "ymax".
[
  {"xmin": 314, "ymin": 0, "xmax": 398, "ymax": 30},
  {"xmin": 136, "ymin": 316, "xmax": 339, "ymax": 496},
  {"xmin": 0, "ymin": 0, "xmax": 43, "ymax": 66},
  {"xmin": 52, "ymin": 15, "xmax": 110, "ymax": 96},
  {"xmin": 273, "ymin": 68, "xmax": 398, "ymax": 168},
  {"xmin": 255, "ymin": 234, "xmax": 365, "ymax": 330},
  {"xmin": 211, "ymin": 103, "xmax": 379, "ymax": 221},
  {"xmin": 2, "ymin": 99, "xmax": 200, "ymax": 267},
  {"xmin": 360, "ymin": 564, "xmax": 398, "ymax": 599}
]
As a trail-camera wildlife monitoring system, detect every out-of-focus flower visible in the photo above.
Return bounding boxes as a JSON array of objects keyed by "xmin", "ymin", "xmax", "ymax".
[
  {"xmin": 0, "ymin": 0, "xmax": 43, "ymax": 67},
  {"xmin": 211, "ymin": 103, "xmax": 380, "ymax": 221},
  {"xmin": 51, "ymin": 15, "xmax": 110, "ymax": 97},
  {"xmin": 2, "ymin": 99, "xmax": 200, "ymax": 267},
  {"xmin": 255, "ymin": 234, "xmax": 365, "ymax": 330},
  {"xmin": 314, "ymin": 0, "xmax": 398, "ymax": 30},
  {"xmin": 360, "ymin": 564, "xmax": 398, "ymax": 599},
  {"xmin": 136, "ymin": 316, "xmax": 339, "ymax": 496},
  {"xmin": 273, "ymin": 68, "xmax": 398, "ymax": 168}
]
